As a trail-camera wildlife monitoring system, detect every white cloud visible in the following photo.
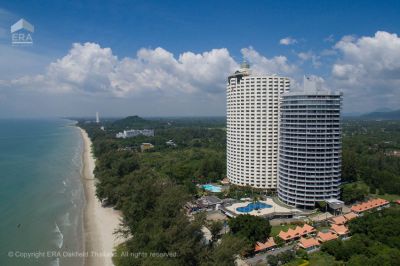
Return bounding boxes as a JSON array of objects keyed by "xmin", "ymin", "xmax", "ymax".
[
  {"xmin": 279, "ymin": 37, "xmax": 297, "ymax": 45},
  {"xmin": 0, "ymin": 8, "xmax": 18, "ymax": 40},
  {"xmin": 4, "ymin": 43, "xmax": 298, "ymax": 99},
  {"xmin": 242, "ymin": 47, "xmax": 297, "ymax": 75},
  {"xmin": 332, "ymin": 31, "xmax": 400, "ymax": 111},
  {"xmin": 297, "ymin": 51, "xmax": 321, "ymax": 68}
]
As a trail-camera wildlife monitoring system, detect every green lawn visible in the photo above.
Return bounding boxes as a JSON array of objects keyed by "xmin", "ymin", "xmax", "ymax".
[{"xmin": 271, "ymin": 224, "xmax": 298, "ymax": 236}]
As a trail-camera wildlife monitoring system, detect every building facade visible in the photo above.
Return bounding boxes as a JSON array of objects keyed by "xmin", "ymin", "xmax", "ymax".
[
  {"xmin": 277, "ymin": 88, "xmax": 342, "ymax": 208},
  {"xmin": 116, "ymin": 129, "xmax": 154, "ymax": 138},
  {"xmin": 227, "ymin": 63, "xmax": 290, "ymax": 189}
]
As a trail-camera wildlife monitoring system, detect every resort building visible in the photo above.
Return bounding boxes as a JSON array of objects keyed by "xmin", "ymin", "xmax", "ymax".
[
  {"xmin": 298, "ymin": 237, "xmax": 320, "ymax": 252},
  {"xmin": 343, "ymin": 212, "xmax": 358, "ymax": 221},
  {"xmin": 350, "ymin": 198, "xmax": 390, "ymax": 214},
  {"xmin": 316, "ymin": 231, "xmax": 338, "ymax": 243},
  {"xmin": 278, "ymin": 224, "xmax": 316, "ymax": 242},
  {"xmin": 226, "ymin": 61, "xmax": 290, "ymax": 189},
  {"xmin": 116, "ymin": 129, "xmax": 154, "ymax": 138},
  {"xmin": 330, "ymin": 212, "xmax": 358, "ymax": 225},
  {"xmin": 197, "ymin": 195, "xmax": 222, "ymax": 211},
  {"xmin": 330, "ymin": 215, "xmax": 347, "ymax": 225},
  {"xmin": 277, "ymin": 80, "xmax": 342, "ymax": 208},
  {"xmin": 330, "ymin": 224, "xmax": 349, "ymax": 237},
  {"xmin": 254, "ymin": 237, "xmax": 277, "ymax": 253}
]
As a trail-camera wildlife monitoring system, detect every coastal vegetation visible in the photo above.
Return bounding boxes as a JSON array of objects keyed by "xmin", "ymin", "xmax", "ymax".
[
  {"xmin": 78, "ymin": 117, "xmax": 400, "ymax": 265},
  {"xmin": 79, "ymin": 116, "xmax": 244, "ymax": 265},
  {"xmin": 341, "ymin": 120, "xmax": 400, "ymax": 196},
  {"xmin": 228, "ymin": 214, "xmax": 271, "ymax": 243},
  {"xmin": 319, "ymin": 207, "xmax": 400, "ymax": 265}
]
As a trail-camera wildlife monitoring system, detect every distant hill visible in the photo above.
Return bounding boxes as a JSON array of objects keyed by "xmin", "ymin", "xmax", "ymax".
[
  {"xmin": 360, "ymin": 109, "xmax": 400, "ymax": 120},
  {"xmin": 111, "ymin": 115, "xmax": 161, "ymax": 129}
]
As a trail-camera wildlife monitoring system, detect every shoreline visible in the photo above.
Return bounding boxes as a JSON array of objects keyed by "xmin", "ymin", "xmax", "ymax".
[{"xmin": 79, "ymin": 127, "xmax": 123, "ymax": 266}]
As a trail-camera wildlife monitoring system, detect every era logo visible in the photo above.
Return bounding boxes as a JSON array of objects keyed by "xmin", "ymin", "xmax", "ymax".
[{"xmin": 10, "ymin": 18, "xmax": 34, "ymax": 45}]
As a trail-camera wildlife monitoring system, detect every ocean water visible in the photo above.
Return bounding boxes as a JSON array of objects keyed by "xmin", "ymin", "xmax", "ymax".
[{"xmin": 0, "ymin": 119, "xmax": 85, "ymax": 266}]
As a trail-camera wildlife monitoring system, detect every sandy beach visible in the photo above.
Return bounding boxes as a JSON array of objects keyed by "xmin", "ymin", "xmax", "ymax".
[{"xmin": 79, "ymin": 128, "xmax": 124, "ymax": 266}]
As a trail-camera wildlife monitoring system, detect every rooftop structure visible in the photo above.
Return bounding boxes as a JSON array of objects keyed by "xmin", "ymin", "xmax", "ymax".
[
  {"xmin": 254, "ymin": 237, "xmax": 276, "ymax": 252},
  {"xmin": 326, "ymin": 199, "xmax": 345, "ymax": 212},
  {"xmin": 278, "ymin": 224, "xmax": 315, "ymax": 241},
  {"xmin": 197, "ymin": 195, "xmax": 222, "ymax": 208},
  {"xmin": 316, "ymin": 231, "xmax": 338, "ymax": 242},
  {"xmin": 330, "ymin": 215, "xmax": 347, "ymax": 225},
  {"xmin": 330, "ymin": 224, "xmax": 349, "ymax": 236},
  {"xmin": 350, "ymin": 198, "xmax": 389, "ymax": 214},
  {"xmin": 343, "ymin": 212, "xmax": 358, "ymax": 221},
  {"xmin": 298, "ymin": 237, "xmax": 320, "ymax": 250},
  {"xmin": 330, "ymin": 212, "xmax": 358, "ymax": 225}
]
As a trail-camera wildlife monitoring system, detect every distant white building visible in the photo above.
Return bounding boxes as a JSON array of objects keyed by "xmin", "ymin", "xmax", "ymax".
[
  {"xmin": 116, "ymin": 129, "xmax": 154, "ymax": 138},
  {"xmin": 226, "ymin": 61, "xmax": 290, "ymax": 189},
  {"xmin": 140, "ymin": 143, "xmax": 154, "ymax": 152},
  {"xmin": 166, "ymin": 140, "xmax": 177, "ymax": 147}
]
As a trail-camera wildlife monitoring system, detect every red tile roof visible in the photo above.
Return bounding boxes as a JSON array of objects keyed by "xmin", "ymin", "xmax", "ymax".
[
  {"xmin": 343, "ymin": 212, "xmax": 358, "ymax": 221},
  {"xmin": 317, "ymin": 231, "xmax": 338, "ymax": 242},
  {"xmin": 278, "ymin": 224, "xmax": 315, "ymax": 241},
  {"xmin": 330, "ymin": 224, "xmax": 349, "ymax": 235},
  {"xmin": 298, "ymin": 237, "xmax": 320, "ymax": 249},
  {"xmin": 254, "ymin": 237, "xmax": 276, "ymax": 252},
  {"xmin": 350, "ymin": 198, "xmax": 389, "ymax": 213},
  {"xmin": 331, "ymin": 215, "xmax": 346, "ymax": 225}
]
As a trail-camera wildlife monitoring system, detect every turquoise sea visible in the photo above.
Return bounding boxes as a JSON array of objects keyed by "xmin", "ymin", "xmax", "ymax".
[{"xmin": 0, "ymin": 119, "xmax": 85, "ymax": 266}]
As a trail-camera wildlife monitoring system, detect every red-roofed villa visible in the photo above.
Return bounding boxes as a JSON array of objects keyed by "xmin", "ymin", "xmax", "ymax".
[
  {"xmin": 298, "ymin": 237, "xmax": 320, "ymax": 252},
  {"xmin": 254, "ymin": 237, "xmax": 276, "ymax": 252},
  {"xmin": 350, "ymin": 198, "xmax": 389, "ymax": 214},
  {"xmin": 278, "ymin": 224, "xmax": 315, "ymax": 242}
]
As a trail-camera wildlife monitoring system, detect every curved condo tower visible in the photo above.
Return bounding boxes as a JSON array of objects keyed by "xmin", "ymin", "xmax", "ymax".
[
  {"xmin": 226, "ymin": 62, "xmax": 290, "ymax": 189},
  {"xmin": 277, "ymin": 84, "xmax": 342, "ymax": 208}
]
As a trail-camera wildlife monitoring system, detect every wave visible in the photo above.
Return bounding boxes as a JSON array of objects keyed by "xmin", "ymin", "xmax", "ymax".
[
  {"xmin": 49, "ymin": 257, "xmax": 60, "ymax": 266},
  {"xmin": 53, "ymin": 222, "xmax": 64, "ymax": 249}
]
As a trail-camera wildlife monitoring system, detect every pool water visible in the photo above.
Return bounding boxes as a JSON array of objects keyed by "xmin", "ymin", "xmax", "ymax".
[
  {"xmin": 202, "ymin": 184, "xmax": 222, "ymax": 193},
  {"xmin": 236, "ymin": 202, "xmax": 272, "ymax": 213}
]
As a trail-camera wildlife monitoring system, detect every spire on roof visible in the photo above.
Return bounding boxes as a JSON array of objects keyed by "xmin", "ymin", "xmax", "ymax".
[{"xmin": 241, "ymin": 58, "xmax": 250, "ymax": 70}]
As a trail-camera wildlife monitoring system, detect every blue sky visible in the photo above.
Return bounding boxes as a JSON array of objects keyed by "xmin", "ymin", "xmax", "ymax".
[{"xmin": 0, "ymin": 0, "xmax": 400, "ymax": 117}]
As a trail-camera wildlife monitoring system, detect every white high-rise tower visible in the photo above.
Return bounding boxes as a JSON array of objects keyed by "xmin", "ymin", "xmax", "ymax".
[
  {"xmin": 277, "ymin": 79, "xmax": 342, "ymax": 208},
  {"xmin": 226, "ymin": 62, "xmax": 290, "ymax": 189},
  {"xmin": 96, "ymin": 112, "xmax": 100, "ymax": 124}
]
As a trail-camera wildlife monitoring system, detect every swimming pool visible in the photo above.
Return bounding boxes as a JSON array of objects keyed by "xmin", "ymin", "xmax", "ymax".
[
  {"xmin": 202, "ymin": 184, "xmax": 222, "ymax": 193},
  {"xmin": 236, "ymin": 202, "xmax": 272, "ymax": 213}
]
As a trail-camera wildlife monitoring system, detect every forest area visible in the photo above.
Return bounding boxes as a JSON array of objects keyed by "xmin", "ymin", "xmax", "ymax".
[{"xmin": 78, "ymin": 116, "xmax": 400, "ymax": 265}]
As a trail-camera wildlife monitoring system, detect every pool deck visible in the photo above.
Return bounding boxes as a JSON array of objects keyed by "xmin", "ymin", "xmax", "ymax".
[{"xmin": 226, "ymin": 198, "xmax": 301, "ymax": 217}]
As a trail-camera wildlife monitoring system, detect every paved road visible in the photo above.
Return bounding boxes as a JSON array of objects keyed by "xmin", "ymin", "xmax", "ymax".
[{"xmin": 245, "ymin": 245, "xmax": 295, "ymax": 266}]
